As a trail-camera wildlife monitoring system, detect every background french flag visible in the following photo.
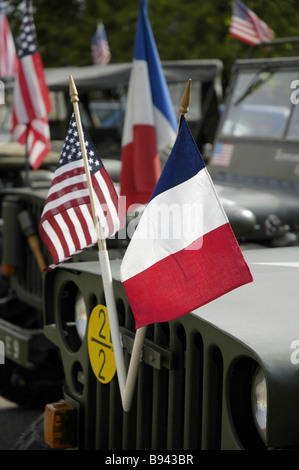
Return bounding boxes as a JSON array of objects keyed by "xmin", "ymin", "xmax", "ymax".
[
  {"xmin": 121, "ymin": 117, "xmax": 253, "ymax": 329},
  {"xmin": 120, "ymin": 0, "xmax": 177, "ymax": 211}
]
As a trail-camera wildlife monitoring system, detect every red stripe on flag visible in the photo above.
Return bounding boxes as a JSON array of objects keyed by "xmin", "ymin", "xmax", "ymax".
[
  {"xmin": 63, "ymin": 210, "xmax": 81, "ymax": 253},
  {"xmin": 50, "ymin": 216, "xmax": 69, "ymax": 259},
  {"xmin": 69, "ymin": 205, "xmax": 89, "ymax": 247},
  {"xmin": 76, "ymin": 205, "xmax": 94, "ymax": 247},
  {"xmin": 92, "ymin": 173, "xmax": 114, "ymax": 236},
  {"xmin": 17, "ymin": 60, "xmax": 36, "ymax": 120},
  {"xmin": 32, "ymin": 53, "xmax": 52, "ymax": 114},
  {"xmin": 39, "ymin": 223, "xmax": 59, "ymax": 266},
  {"xmin": 120, "ymin": 124, "xmax": 161, "ymax": 209},
  {"xmin": 44, "ymin": 179, "xmax": 88, "ymax": 207},
  {"xmin": 0, "ymin": 15, "xmax": 18, "ymax": 76},
  {"xmin": 122, "ymin": 223, "xmax": 253, "ymax": 329}
]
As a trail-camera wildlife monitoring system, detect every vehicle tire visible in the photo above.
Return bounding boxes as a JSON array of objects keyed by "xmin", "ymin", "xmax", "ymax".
[{"xmin": 12, "ymin": 412, "xmax": 52, "ymax": 450}]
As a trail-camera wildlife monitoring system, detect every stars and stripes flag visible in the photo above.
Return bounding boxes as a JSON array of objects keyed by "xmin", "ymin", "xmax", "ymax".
[
  {"xmin": 0, "ymin": 7, "xmax": 18, "ymax": 77},
  {"xmin": 120, "ymin": 117, "xmax": 253, "ymax": 329},
  {"xmin": 11, "ymin": 6, "xmax": 51, "ymax": 169},
  {"xmin": 91, "ymin": 23, "xmax": 111, "ymax": 66},
  {"xmin": 230, "ymin": 0, "xmax": 274, "ymax": 45},
  {"xmin": 210, "ymin": 142, "xmax": 234, "ymax": 167},
  {"xmin": 39, "ymin": 113, "xmax": 125, "ymax": 270},
  {"xmin": 120, "ymin": 0, "xmax": 177, "ymax": 211}
]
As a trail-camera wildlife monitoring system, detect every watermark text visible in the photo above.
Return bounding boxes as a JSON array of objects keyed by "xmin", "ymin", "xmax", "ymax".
[{"xmin": 290, "ymin": 80, "xmax": 299, "ymax": 104}]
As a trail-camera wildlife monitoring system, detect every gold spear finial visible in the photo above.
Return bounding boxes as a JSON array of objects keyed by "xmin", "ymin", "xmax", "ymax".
[
  {"xmin": 177, "ymin": 79, "xmax": 192, "ymax": 136},
  {"xmin": 179, "ymin": 78, "xmax": 192, "ymax": 116},
  {"xmin": 69, "ymin": 74, "xmax": 79, "ymax": 103}
]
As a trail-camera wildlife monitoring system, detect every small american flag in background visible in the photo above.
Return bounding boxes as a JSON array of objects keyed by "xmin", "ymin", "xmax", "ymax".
[
  {"xmin": 91, "ymin": 23, "xmax": 111, "ymax": 66},
  {"xmin": 11, "ymin": 6, "xmax": 51, "ymax": 169},
  {"xmin": 39, "ymin": 113, "xmax": 125, "ymax": 270},
  {"xmin": 230, "ymin": 0, "xmax": 274, "ymax": 45},
  {"xmin": 0, "ymin": 7, "xmax": 18, "ymax": 77},
  {"xmin": 211, "ymin": 142, "xmax": 234, "ymax": 167}
]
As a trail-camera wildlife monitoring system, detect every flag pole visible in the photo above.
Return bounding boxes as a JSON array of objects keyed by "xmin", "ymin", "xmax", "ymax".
[
  {"xmin": 69, "ymin": 75, "xmax": 146, "ymax": 412},
  {"xmin": 24, "ymin": 125, "xmax": 30, "ymax": 187}
]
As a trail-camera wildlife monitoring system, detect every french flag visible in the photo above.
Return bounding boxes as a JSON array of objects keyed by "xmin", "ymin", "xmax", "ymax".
[
  {"xmin": 120, "ymin": 0, "xmax": 177, "ymax": 211},
  {"xmin": 121, "ymin": 117, "xmax": 253, "ymax": 329}
]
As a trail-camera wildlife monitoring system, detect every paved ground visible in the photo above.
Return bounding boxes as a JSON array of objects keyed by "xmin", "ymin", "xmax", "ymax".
[{"xmin": 0, "ymin": 396, "xmax": 43, "ymax": 450}]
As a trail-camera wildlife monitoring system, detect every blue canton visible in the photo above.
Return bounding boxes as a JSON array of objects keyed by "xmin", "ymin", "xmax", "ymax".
[
  {"xmin": 18, "ymin": 11, "xmax": 37, "ymax": 58},
  {"xmin": 58, "ymin": 113, "xmax": 103, "ymax": 175}
]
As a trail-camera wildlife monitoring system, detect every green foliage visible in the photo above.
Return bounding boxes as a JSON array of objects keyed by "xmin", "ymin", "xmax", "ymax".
[{"xmin": 6, "ymin": 0, "xmax": 299, "ymax": 85}]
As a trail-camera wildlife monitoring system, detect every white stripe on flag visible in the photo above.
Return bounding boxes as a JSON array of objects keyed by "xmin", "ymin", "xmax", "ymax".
[
  {"xmin": 32, "ymin": 118, "xmax": 50, "ymax": 137},
  {"xmin": 47, "ymin": 159, "xmax": 83, "ymax": 181},
  {"xmin": 22, "ymin": 55, "xmax": 47, "ymax": 118},
  {"xmin": 94, "ymin": 171, "xmax": 120, "ymax": 232},
  {"xmin": 80, "ymin": 205, "xmax": 97, "ymax": 244},
  {"xmin": 13, "ymin": 76, "xmax": 29, "ymax": 123},
  {"xmin": 47, "ymin": 173, "xmax": 86, "ymax": 199},
  {"xmin": 121, "ymin": 167, "xmax": 228, "ymax": 281},
  {"xmin": 43, "ymin": 187, "xmax": 90, "ymax": 214},
  {"xmin": 28, "ymin": 139, "xmax": 46, "ymax": 166},
  {"xmin": 42, "ymin": 219, "xmax": 65, "ymax": 263},
  {"xmin": 55, "ymin": 213, "xmax": 76, "ymax": 255},
  {"xmin": 122, "ymin": 60, "xmax": 155, "ymax": 147},
  {"xmin": 68, "ymin": 208, "xmax": 88, "ymax": 249}
]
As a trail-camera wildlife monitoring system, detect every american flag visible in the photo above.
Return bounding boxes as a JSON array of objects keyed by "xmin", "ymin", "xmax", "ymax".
[
  {"xmin": 39, "ymin": 113, "xmax": 125, "ymax": 270},
  {"xmin": 210, "ymin": 143, "xmax": 234, "ymax": 167},
  {"xmin": 230, "ymin": 0, "xmax": 274, "ymax": 45},
  {"xmin": 0, "ymin": 8, "xmax": 18, "ymax": 77},
  {"xmin": 91, "ymin": 23, "xmax": 111, "ymax": 66},
  {"xmin": 11, "ymin": 7, "xmax": 51, "ymax": 169}
]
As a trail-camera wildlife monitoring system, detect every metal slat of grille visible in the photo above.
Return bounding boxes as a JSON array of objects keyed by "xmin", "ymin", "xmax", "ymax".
[
  {"xmin": 108, "ymin": 380, "xmax": 123, "ymax": 449},
  {"xmin": 167, "ymin": 324, "xmax": 186, "ymax": 450},
  {"xmin": 95, "ymin": 377, "xmax": 110, "ymax": 449},
  {"xmin": 151, "ymin": 365, "xmax": 169, "ymax": 449},
  {"xmin": 136, "ymin": 363, "xmax": 153, "ymax": 449},
  {"xmin": 183, "ymin": 331, "xmax": 204, "ymax": 450},
  {"xmin": 201, "ymin": 346, "xmax": 223, "ymax": 450}
]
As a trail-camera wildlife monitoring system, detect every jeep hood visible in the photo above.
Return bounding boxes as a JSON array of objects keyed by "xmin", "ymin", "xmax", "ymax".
[{"xmin": 214, "ymin": 179, "xmax": 299, "ymax": 242}]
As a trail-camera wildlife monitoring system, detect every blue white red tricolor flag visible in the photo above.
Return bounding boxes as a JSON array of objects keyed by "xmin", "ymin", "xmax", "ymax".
[
  {"xmin": 39, "ymin": 113, "xmax": 125, "ymax": 270},
  {"xmin": 91, "ymin": 23, "xmax": 111, "ymax": 66},
  {"xmin": 120, "ymin": 0, "xmax": 177, "ymax": 211},
  {"xmin": 230, "ymin": 0, "xmax": 274, "ymax": 45},
  {"xmin": 11, "ymin": 6, "xmax": 51, "ymax": 169},
  {"xmin": 0, "ymin": 7, "xmax": 18, "ymax": 77},
  {"xmin": 121, "ymin": 117, "xmax": 253, "ymax": 329}
]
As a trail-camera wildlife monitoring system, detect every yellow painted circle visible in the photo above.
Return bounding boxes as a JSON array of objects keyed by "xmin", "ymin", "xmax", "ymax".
[{"xmin": 88, "ymin": 305, "xmax": 116, "ymax": 384}]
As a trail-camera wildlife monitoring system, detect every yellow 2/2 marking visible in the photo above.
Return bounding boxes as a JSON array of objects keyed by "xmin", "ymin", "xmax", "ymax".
[{"xmin": 88, "ymin": 305, "xmax": 116, "ymax": 384}]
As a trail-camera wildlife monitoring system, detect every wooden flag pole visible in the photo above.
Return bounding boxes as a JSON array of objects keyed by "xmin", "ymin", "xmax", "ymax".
[
  {"xmin": 24, "ymin": 125, "xmax": 30, "ymax": 187},
  {"xmin": 69, "ymin": 75, "xmax": 146, "ymax": 412}
]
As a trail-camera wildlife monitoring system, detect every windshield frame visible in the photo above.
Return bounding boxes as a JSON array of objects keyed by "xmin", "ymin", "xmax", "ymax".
[{"xmin": 218, "ymin": 60, "xmax": 299, "ymax": 142}]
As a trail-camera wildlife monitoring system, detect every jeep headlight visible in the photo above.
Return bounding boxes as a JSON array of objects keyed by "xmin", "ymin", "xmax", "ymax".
[
  {"xmin": 75, "ymin": 291, "xmax": 88, "ymax": 340},
  {"xmin": 252, "ymin": 367, "xmax": 267, "ymax": 441}
]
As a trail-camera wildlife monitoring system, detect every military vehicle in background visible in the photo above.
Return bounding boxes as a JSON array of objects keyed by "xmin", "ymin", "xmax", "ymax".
[
  {"xmin": 32, "ymin": 53, "xmax": 299, "ymax": 451},
  {"xmin": 209, "ymin": 56, "xmax": 299, "ymax": 247},
  {"xmin": 0, "ymin": 60, "xmax": 223, "ymax": 408}
]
